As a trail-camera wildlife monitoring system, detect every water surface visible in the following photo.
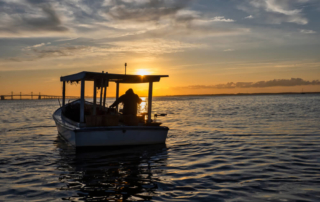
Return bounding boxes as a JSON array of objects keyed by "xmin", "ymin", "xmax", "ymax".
[{"xmin": 0, "ymin": 94, "xmax": 320, "ymax": 201}]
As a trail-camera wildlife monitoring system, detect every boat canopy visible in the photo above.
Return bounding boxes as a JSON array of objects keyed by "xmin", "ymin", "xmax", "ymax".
[
  {"xmin": 60, "ymin": 71, "xmax": 169, "ymax": 124},
  {"xmin": 60, "ymin": 71, "xmax": 168, "ymax": 84}
]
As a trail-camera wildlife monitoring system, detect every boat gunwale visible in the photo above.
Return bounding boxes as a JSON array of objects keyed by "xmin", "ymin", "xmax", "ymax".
[
  {"xmin": 75, "ymin": 125, "xmax": 169, "ymax": 132},
  {"xmin": 53, "ymin": 100, "xmax": 169, "ymax": 132}
]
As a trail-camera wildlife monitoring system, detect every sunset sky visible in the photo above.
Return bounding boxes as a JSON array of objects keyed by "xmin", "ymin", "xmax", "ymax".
[{"xmin": 0, "ymin": 0, "xmax": 320, "ymax": 97}]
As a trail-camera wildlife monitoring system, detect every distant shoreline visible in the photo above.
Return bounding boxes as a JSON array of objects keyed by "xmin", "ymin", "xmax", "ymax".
[
  {"xmin": 1, "ymin": 91, "xmax": 320, "ymax": 100},
  {"xmin": 156, "ymin": 91, "xmax": 320, "ymax": 97}
]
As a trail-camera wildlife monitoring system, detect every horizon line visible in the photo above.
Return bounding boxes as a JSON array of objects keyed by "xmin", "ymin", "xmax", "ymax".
[{"xmin": 1, "ymin": 91, "xmax": 320, "ymax": 100}]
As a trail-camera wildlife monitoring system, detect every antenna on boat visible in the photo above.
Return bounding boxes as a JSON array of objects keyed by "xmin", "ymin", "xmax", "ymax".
[{"xmin": 125, "ymin": 63, "xmax": 127, "ymax": 75}]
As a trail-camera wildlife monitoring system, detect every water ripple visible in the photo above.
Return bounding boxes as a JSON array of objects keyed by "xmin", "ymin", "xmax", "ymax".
[{"xmin": 0, "ymin": 95, "xmax": 320, "ymax": 201}]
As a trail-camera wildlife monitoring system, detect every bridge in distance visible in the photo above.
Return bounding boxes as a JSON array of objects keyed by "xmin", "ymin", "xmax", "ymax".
[{"xmin": 0, "ymin": 92, "xmax": 80, "ymax": 100}]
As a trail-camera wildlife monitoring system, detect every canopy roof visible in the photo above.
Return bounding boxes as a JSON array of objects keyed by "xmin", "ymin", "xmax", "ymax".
[{"xmin": 60, "ymin": 71, "xmax": 168, "ymax": 83}]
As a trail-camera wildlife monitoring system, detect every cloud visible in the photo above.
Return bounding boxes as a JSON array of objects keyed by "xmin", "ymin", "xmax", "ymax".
[
  {"xmin": 0, "ymin": 1, "xmax": 68, "ymax": 36},
  {"xmin": 300, "ymin": 29, "xmax": 316, "ymax": 34},
  {"xmin": 242, "ymin": 0, "xmax": 309, "ymax": 25},
  {"xmin": 33, "ymin": 43, "xmax": 46, "ymax": 48},
  {"xmin": 210, "ymin": 16, "xmax": 235, "ymax": 22},
  {"xmin": 4, "ymin": 38, "xmax": 203, "ymax": 62},
  {"xmin": 245, "ymin": 15, "xmax": 254, "ymax": 19},
  {"xmin": 0, "ymin": 0, "xmax": 241, "ymax": 40},
  {"xmin": 174, "ymin": 78, "xmax": 320, "ymax": 89},
  {"xmin": 106, "ymin": 0, "xmax": 191, "ymax": 22},
  {"xmin": 223, "ymin": 49, "xmax": 235, "ymax": 52},
  {"xmin": 0, "ymin": 0, "xmax": 247, "ymax": 63},
  {"xmin": 101, "ymin": 1, "xmax": 237, "ymax": 37},
  {"xmin": 29, "ymin": 46, "xmax": 92, "ymax": 59}
]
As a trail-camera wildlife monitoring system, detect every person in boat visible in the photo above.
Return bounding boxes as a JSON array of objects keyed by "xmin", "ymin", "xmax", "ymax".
[{"xmin": 109, "ymin": 88, "xmax": 142, "ymax": 115}]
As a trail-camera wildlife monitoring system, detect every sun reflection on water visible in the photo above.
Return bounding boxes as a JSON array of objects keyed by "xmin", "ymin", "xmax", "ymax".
[{"xmin": 139, "ymin": 97, "xmax": 147, "ymax": 113}]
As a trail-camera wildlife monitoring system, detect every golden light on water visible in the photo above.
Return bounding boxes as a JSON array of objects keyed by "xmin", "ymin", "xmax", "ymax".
[{"xmin": 139, "ymin": 97, "xmax": 147, "ymax": 113}]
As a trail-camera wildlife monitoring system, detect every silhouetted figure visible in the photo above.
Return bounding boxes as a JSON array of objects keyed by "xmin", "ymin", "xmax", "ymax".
[{"xmin": 110, "ymin": 89, "xmax": 142, "ymax": 115}]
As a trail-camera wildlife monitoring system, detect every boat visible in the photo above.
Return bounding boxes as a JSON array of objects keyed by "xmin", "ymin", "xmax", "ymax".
[{"xmin": 52, "ymin": 71, "xmax": 169, "ymax": 148}]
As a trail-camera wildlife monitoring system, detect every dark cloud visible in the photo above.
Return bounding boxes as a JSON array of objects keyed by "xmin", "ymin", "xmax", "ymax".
[
  {"xmin": 61, "ymin": 0, "xmax": 108, "ymax": 24},
  {"xmin": 0, "ymin": 0, "xmax": 239, "ymax": 39},
  {"xmin": 103, "ymin": 0, "xmax": 241, "ymax": 37},
  {"xmin": 4, "ymin": 45, "xmax": 93, "ymax": 62},
  {"xmin": 30, "ymin": 46, "xmax": 87, "ymax": 58},
  {"xmin": 176, "ymin": 78, "xmax": 320, "ymax": 89},
  {"xmin": 0, "ymin": 1, "xmax": 68, "ymax": 35},
  {"xmin": 101, "ymin": 0, "xmax": 243, "ymax": 38},
  {"xmin": 3, "ymin": 37, "xmax": 121, "ymax": 61},
  {"xmin": 22, "ymin": 4, "xmax": 68, "ymax": 32},
  {"xmin": 107, "ymin": 0, "xmax": 191, "ymax": 22}
]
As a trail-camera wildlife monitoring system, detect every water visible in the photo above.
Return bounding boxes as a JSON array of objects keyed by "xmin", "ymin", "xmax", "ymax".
[{"xmin": 1, "ymin": 94, "xmax": 320, "ymax": 201}]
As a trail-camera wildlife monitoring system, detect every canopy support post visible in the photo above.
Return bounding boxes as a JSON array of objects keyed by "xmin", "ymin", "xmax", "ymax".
[
  {"xmin": 116, "ymin": 82, "xmax": 119, "ymax": 111},
  {"xmin": 116, "ymin": 82, "xmax": 119, "ymax": 99},
  {"xmin": 80, "ymin": 79, "xmax": 85, "ymax": 123},
  {"xmin": 99, "ymin": 87, "xmax": 103, "ymax": 108},
  {"xmin": 62, "ymin": 81, "xmax": 66, "ymax": 106},
  {"xmin": 99, "ymin": 71, "xmax": 104, "ymax": 107},
  {"xmin": 148, "ymin": 82, "xmax": 153, "ymax": 123},
  {"xmin": 93, "ymin": 80, "xmax": 97, "ymax": 115},
  {"xmin": 103, "ymin": 85, "xmax": 107, "ymax": 108},
  {"xmin": 102, "ymin": 72, "xmax": 108, "ymax": 108}
]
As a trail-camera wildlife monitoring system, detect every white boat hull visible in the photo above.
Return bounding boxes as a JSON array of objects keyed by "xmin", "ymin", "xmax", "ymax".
[{"xmin": 53, "ymin": 107, "xmax": 169, "ymax": 147}]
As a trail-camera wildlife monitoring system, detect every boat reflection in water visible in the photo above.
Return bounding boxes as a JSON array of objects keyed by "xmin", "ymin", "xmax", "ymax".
[{"xmin": 55, "ymin": 136, "xmax": 168, "ymax": 201}]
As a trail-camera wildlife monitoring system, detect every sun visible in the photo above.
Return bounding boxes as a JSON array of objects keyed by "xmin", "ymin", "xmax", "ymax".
[{"xmin": 136, "ymin": 69, "xmax": 150, "ymax": 76}]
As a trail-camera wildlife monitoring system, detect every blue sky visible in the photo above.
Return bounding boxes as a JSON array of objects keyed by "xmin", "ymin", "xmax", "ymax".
[{"xmin": 0, "ymin": 0, "xmax": 320, "ymax": 95}]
